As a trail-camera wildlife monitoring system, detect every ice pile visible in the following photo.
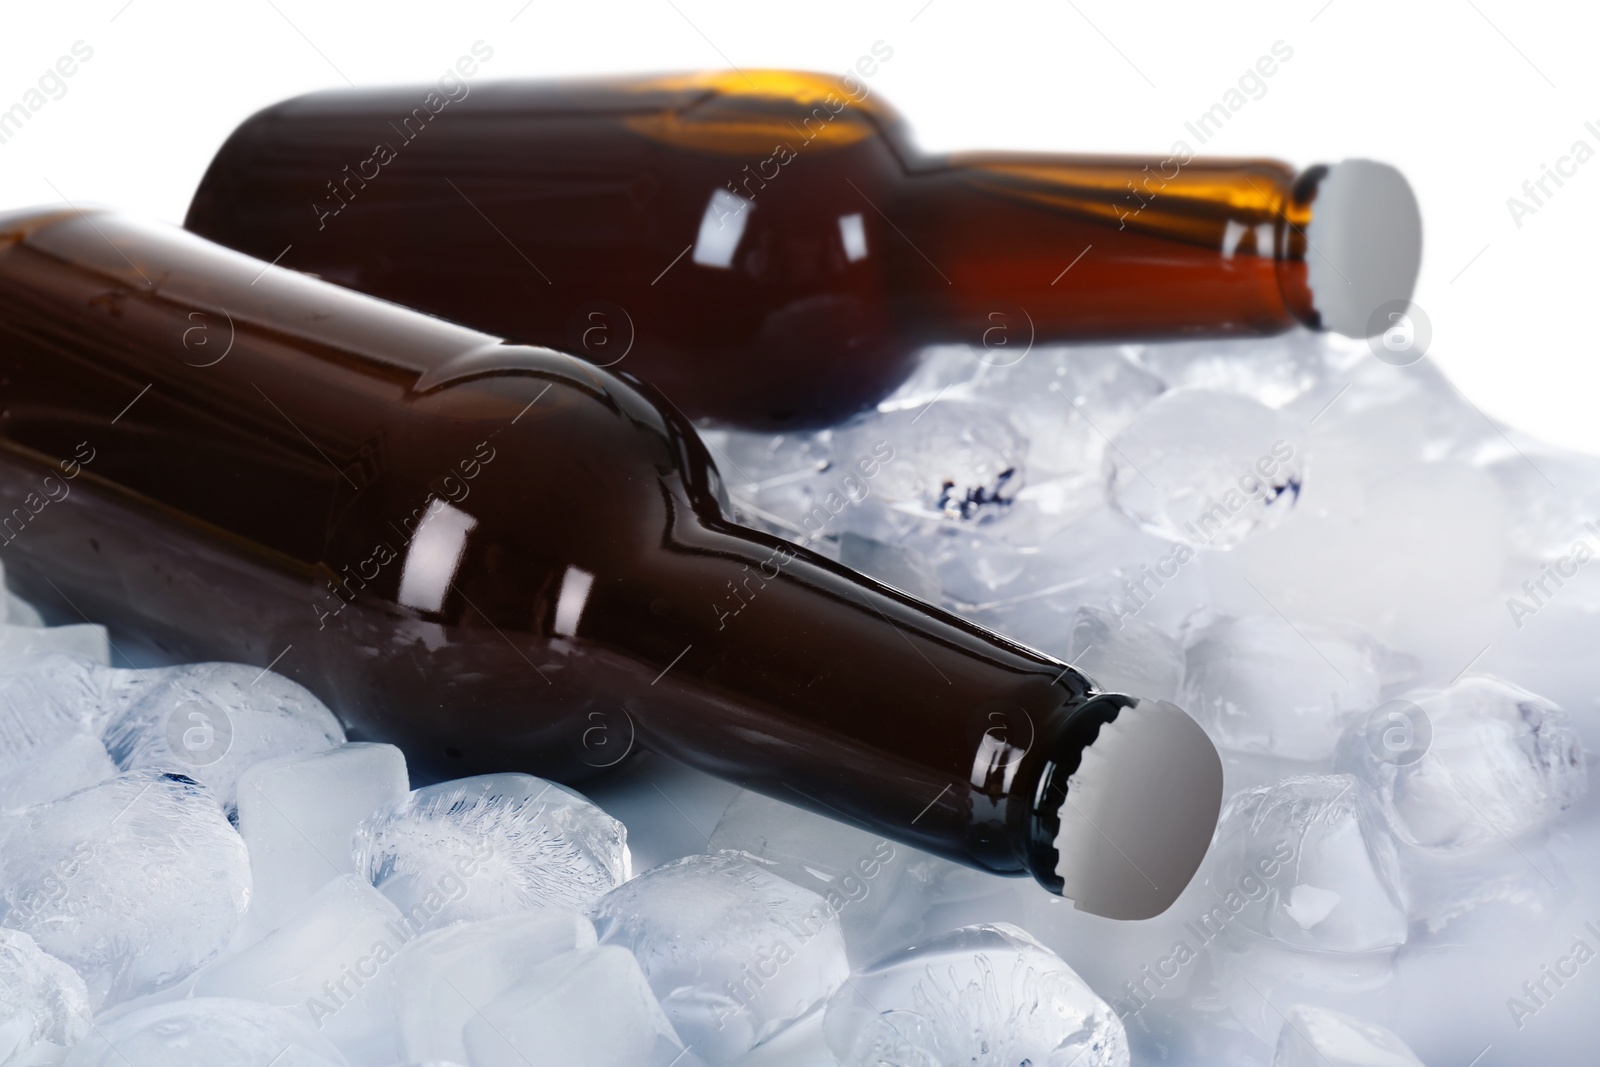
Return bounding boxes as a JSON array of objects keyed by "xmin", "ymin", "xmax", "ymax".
[{"xmin": 2, "ymin": 327, "xmax": 1599, "ymax": 1064}]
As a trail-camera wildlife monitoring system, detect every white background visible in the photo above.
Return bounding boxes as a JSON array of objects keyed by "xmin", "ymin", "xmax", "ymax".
[{"xmin": 3, "ymin": 0, "xmax": 1596, "ymax": 451}]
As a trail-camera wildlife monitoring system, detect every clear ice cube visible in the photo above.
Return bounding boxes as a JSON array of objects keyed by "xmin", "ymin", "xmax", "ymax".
[
  {"xmin": 461, "ymin": 945, "xmax": 697, "ymax": 1067},
  {"xmin": 973, "ymin": 345, "xmax": 1165, "ymax": 478},
  {"xmin": 1273, "ymin": 1004, "xmax": 1423, "ymax": 1067},
  {"xmin": 1130, "ymin": 330, "xmax": 1335, "ymax": 410},
  {"xmin": 1204, "ymin": 774, "xmax": 1407, "ymax": 954},
  {"xmin": 592, "ymin": 853, "xmax": 850, "ymax": 1064},
  {"xmin": 104, "ymin": 663, "xmax": 344, "ymax": 814},
  {"xmin": 190, "ymin": 873, "xmax": 404, "ymax": 1058},
  {"xmin": 1105, "ymin": 389, "xmax": 1304, "ymax": 549},
  {"xmin": 61, "ymin": 997, "xmax": 349, "ymax": 1066},
  {"xmin": 822, "ymin": 922, "xmax": 1128, "ymax": 1067},
  {"xmin": 391, "ymin": 910, "xmax": 595, "ymax": 1064},
  {"xmin": 829, "ymin": 399, "xmax": 1025, "ymax": 528},
  {"xmin": 1064, "ymin": 606, "xmax": 1185, "ymax": 703},
  {"xmin": 0, "ymin": 927, "xmax": 90, "ymax": 1063},
  {"xmin": 236, "ymin": 743, "xmax": 411, "ymax": 935},
  {"xmin": 0, "ymin": 771, "xmax": 250, "ymax": 1006},
  {"xmin": 1180, "ymin": 614, "xmax": 1381, "ymax": 761},
  {"xmin": 0, "ymin": 656, "xmax": 123, "ymax": 813},
  {"xmin": 355, "ymin": 773, "xmax": 630, "ymax": 932},
  {"xmin": 708, "ymin": 790, "xmax": 911, "ymax": 962},
  {"xmin": 1343, "ymin": 675, "xmax": 1587, "ymax": 849}
]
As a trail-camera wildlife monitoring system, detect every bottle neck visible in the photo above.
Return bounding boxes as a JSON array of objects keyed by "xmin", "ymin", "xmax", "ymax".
[
  {"xmin": 884, "ymin": 151, "xmax": 1317, "ymax": 347},
  {"xmin": 595, "ymin": 510, "xmax": 1109, "ymax": 880}
]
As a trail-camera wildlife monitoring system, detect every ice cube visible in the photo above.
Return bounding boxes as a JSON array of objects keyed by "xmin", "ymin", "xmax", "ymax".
[
  {"xmin": 823, "ymin": 923, "xmax": 1128, "ymax": 1067},
  {"xmin": 0, "ymin": 928, "xmax": 90, "ymax": 1063},
  {"xmin": 1213, "ymin": 458, "xmax": 1509, "ymax": 658},
  {"xmin": 190, "ymin": 874, "xmax": 404, "ymax": 1057},
  {"xmin": 1130, "ymin": 331, "xmax": 1335, "ymax": 410},
  {"xmin": 1273, "ymin": 1004, "xmax": 1423, "ymax": 1067},
  {"xmin": 1204, "ymin": 774, "xmax": 1407, "ymax": 954},
  {"xmin": 0, "ymin": 771, "xmax": 250, "ymax": 1006},
  {"xmin": 391, "ymin": 910, "xmax": 595, "ymax": 1063},
  {"xmin": 462, "ymin": 945, "xmax": 696, "ymax": 1067},
  {"xmin": 957, "ymin": 505, "xmax": 1209, "ymax": 650},
  {"xmin": 829, "ymin": 399, "xmax": 1025, "ymax": 528},
  {"xmin": 973, "ymin": 345, "xmax": 1165, "ymax": 478},
  {"xmin": 61, "ymin": 997, "xmax": 349, "ymax": 1066},
  {"xmin": 593, "ymin": 853, "xmax": 850, "ymax": 1064},
  {"xmin": 1, "ymin": 591, "xmax": 45, "ymax": 629},
  {"xmin": 707, "ymin": 790, "xmax": 913, "ymax": 963},
  {"xmin": 1064, "ymin": 606, "xmax": 1185, "ymax": 703},
  {"xmin": 104, "ymin": 663, "xmax": 344, "ymax": 814},
  {"xmin": 1105, "ymin": 389, "xmax": 1304, "ymax": 549},
  {"xmin": 1343, "ymin": 675, "xmax": 1587, "ymax": 849},
  {"xmin": 355, "ymin": 773, "xmax": 629, "ymax": 931},
  {"xmin": 236, "ymin": 743, "xmax": 411, "ymax": 935},
  {"xmin": 0, "ymin": 656, "xmax": 124, "ymax": 812},
  {"xmin": 1180, "ymin": 615, "xmax": 1382, "ymax": 761},
  {"xmin": 0, "ymin": 624, "xmax": 108, "ymax": 666}
]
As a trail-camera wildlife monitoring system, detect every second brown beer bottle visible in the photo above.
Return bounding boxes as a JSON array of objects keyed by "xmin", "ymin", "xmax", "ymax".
[{"xmin": 184, "ymin": 68, "xmax": 1423, "ymax": 428}]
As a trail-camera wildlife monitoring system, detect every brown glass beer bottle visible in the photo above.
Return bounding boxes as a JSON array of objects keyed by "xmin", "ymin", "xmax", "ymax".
[
  {"xmin": 185, "ymin": 70, "xmax": 1422, "ymax": 429},
  {"xmin": 0, "ymin": 207, "xmax": 1220, "ymax": 918}
]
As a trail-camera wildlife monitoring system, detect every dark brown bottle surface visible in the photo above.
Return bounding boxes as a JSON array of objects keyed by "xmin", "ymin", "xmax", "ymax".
[
  {"xmin": 184, "ymin": 70, "xmax": 1342, "ymax": 429},
  {"xmin": 0, "ymin": 208, "xmax": 1226, "ymax": 911}
]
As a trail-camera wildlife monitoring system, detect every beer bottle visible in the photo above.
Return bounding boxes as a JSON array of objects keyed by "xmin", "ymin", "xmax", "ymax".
[{"xmin": 185, "ymin": 70, "xmax": 1421, "ymax": 428}]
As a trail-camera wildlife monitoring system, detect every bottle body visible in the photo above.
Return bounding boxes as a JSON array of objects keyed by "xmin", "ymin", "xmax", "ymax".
[
  {"xmin": 0, "ymin": 207, "xmax": 1136, "ymax": 885},
  {"xmin": 185, "ymin": 71, "xmax": 1317, "ymax": 428}
]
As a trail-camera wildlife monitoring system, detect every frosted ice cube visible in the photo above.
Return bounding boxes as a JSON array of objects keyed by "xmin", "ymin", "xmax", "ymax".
[
  {"xmin": 973, "ymin": 345, "xmax": 1165, "ymax": 478},
  {"xmin": 593, "ymin": 853, "xmax": 849, "ymax": 1064},
  {"xmin": 104, "ymin": 663, "xmax": 344, "ymax": 814},
  {"xmin": 392, "ymin": 910, "xmax": 595, "ymax": 1064},
  {"xmin": 61, "ymin": 997, "xmax": 349, "ymax": 1066},
  {"xmin": 1273, "ymin": 1004, "xmax": 1423, "ymax": 1067},
  {"xmin": 1181, "ymin": 615, "xmax": 1381, "ymax": 761},
  {"xmin": 707, "ymin": 790, "xmax": 912, "ymax": 963},
  {"xmin": 1344, "ymin": 675, "xmax": 1587, "ymax": 849},
  {"xmin": 876, "ymin": 344, "xmax": 986, "ymax": 410},
  {"xmin": 957, "ymin": 505, "xmax": 1208, "ymax": 650},
  {"xmin": 190, "ymin": 874, "xmax": 403, "ymax": 1057},
  {"xmin": 1214, "ymin": 458, "xmax": 1509, "ymax": 654},
  {"xmin": 1130, "ymin": 331, "xmax": 1335, "ymax": 410},
  {"xmin": 0, "ymin": 928, "xmax": 90, "ymax": 1063},
  {"xmin": 0, "ymin": 771, "xmax": 250, "ymax": 1006},
  {"xmin": 1, "ymin": 591, "xmax": 45, "ymax": 629},
  {"xmin": 823, "ymin": 923, "xmax": 1128, "ymax": 1067},
  {"xmin": 830, "ymin": 399, "xmax": 1024, "ymax": 526},
  {"xmin": 0, "ymin": 625, "xmax": 108, "ymax": 666},
  {"xmin": 1106, "ymin": 389, "xmax": 1304, "ymax": 549},
  {"xmin": 1487, "ymin": 448, "xmax": 1600, "ymax": 564},
  {"xmin": 1204, "ymin": 774, "xmax": 1406, "ymax": 954},
  {"xmin": 236, "ymin": 743, "xmax": 410, "ymax": 935},
  {"xmin": 1064, "ymin": 606, "xmax": 1185, "ymax": 703},
  {"xmin": 355, "ymin": 773, "xmax": 630, "ymax": 931},
  {"xmin": 0, "ymin": 656, "xmax": 123, "ymax": 812},
  {"xmin": 462, "ymin": 945, "xmax": 696, "ymax": 1067}
]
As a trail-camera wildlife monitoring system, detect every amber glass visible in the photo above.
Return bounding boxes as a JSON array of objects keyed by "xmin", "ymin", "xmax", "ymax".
[
  {"xmin": 0, "ymin": 207, "xmax": 1134, "ymax": 890},
  {"xmin": 185, "ymin": 71, "xmax": 1316, "ymax": 429}
]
